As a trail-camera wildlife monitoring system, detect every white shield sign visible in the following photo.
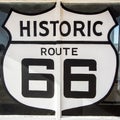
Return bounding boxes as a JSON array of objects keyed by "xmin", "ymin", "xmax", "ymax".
[{"xmin": 3, "ymin": 4, "xmax": 118, "ymax": 112}]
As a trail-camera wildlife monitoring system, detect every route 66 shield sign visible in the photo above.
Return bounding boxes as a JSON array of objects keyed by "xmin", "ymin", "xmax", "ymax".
[{"xmin": 2, "ymin": 3, "xmax": 118, "ymax": 113}]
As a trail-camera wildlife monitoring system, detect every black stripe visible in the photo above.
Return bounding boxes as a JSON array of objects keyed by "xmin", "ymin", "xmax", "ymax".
[{"xmin": 11, "ymin": 41, "xmax": 110, "ymax": 44}]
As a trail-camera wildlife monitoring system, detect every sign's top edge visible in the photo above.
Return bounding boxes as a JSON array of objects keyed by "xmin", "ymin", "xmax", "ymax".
[
  {"xmin": 0, "ymin": 0, "xmax": 56, "ymax": 3},
  {"xmin": 0, "ymin": 0, "xmax": 120, "ymax": 3},
  {"xmin": 63, "ymin": 0, "xmax": 120, "ymax": 3}
]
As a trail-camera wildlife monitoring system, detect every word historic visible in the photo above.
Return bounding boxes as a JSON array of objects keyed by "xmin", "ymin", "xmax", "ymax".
[{"xmin": 20, "ymin": 20, "xmax": 103, "ymax": 37}]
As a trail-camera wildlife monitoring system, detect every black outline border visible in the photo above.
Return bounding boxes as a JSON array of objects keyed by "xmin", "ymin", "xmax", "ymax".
[{"xmin": 0, "ymin": 2, "xmax": 119, "ymax": 115}]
